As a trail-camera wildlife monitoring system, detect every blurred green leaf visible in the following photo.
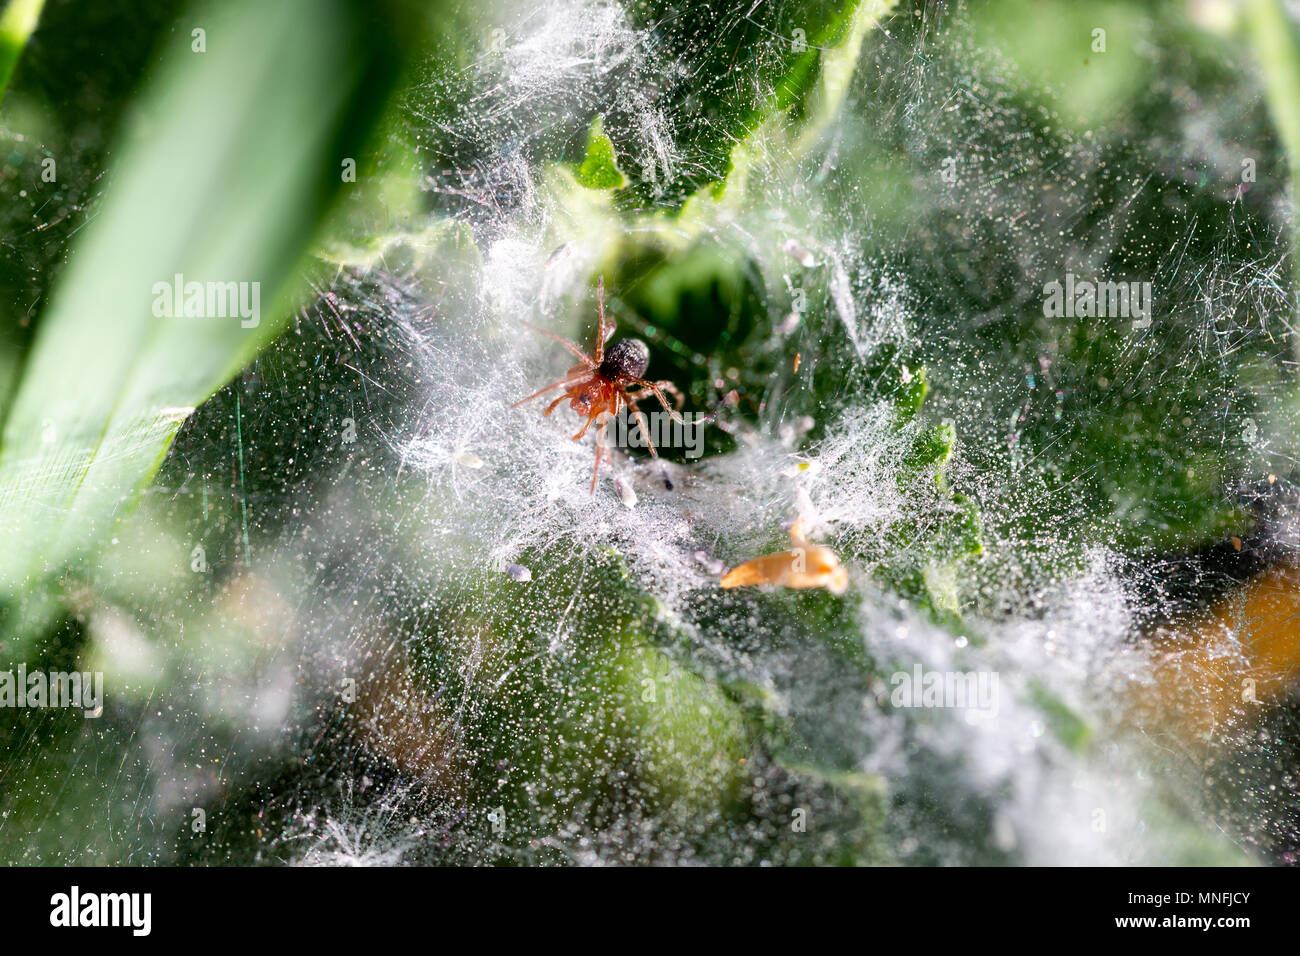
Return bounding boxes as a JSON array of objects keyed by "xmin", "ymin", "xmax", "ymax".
[
  {"xmin": 0, "ymin": 0, "xmax": 42, "ymax": 106},
  {"xmin": 967, "ymin": 0, "xmax": 1148, "ymax": 131},
  {"xmin": 0, "ymin": 0, "xmax": 406, "ymax": 594},
  {"xmin": 1027, "ymin": 680, "xmax": 1092, "ymax": 753},
  {"xmin": 1246, "ymin": 0, "xmax": 1300, "ymax": 171},
  {"xmin": 1245, "ymin": 0, "xmax": 1300, "ymax": 357}
]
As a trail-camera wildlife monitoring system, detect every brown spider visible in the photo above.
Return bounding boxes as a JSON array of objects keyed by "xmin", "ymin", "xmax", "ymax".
[{"xmin": 512, "ymin": 276, "xmax": 685, "ymax": 493}]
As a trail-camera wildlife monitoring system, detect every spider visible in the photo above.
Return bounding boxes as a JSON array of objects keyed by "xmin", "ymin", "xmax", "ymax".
[{"xmin": 512, "ymin": 276, "xmax": 685, "ymax": 492}]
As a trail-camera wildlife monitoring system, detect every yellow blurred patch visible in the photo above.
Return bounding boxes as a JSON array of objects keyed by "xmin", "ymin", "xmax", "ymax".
[{"xmin": 720, "ymin": 519, "xmax": 848, "ymax": 596}]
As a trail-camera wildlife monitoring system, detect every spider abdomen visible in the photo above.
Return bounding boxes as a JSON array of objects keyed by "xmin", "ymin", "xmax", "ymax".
[{"xmin": 599, "ymin": 338, "xmax": 650, "ymax": 382}]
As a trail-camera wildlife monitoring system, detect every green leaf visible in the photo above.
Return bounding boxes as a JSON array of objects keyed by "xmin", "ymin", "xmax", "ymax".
[
  {"xmin": 0, "ymin": 0, "xmax": 404, "ymax": 592},
  {"xmin": 966, "ymin": 0, "xmax": 1149, "ymax": 131},
  {"xmin": 1245, "ymin": 0, "xmax": 1300, "ymax": 173},
  {"xmin": 1244, "ymin": 0, "xmax": 1300, "ymax": 359},
  {"xmin": 1026, "ymin": 680, "xmax": 1092, "ymax": 754},
  {"xmin": 574, "ymin": 117, "xmax": 628, "ymax": 190},
  {"xmin": 621, "ymin": 0, "xmax": 899, "ymax": 207},
  {"xmin": 0, "ymin": 0, "xmax": 42, "ymax": 106}
]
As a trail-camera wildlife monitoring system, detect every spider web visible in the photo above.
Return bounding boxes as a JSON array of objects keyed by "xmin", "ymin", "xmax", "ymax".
[{"xmin": 5, "ymin": 0, "xmax": 1300, "ymax": 867}]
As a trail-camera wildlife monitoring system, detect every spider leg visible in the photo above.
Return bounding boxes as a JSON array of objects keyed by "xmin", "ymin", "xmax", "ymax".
[
  {"xmin": 626, "ymin": 393, "xmax": 678, "ymax": 491},
  {"xmin": 589, "ymin": 418, "xmax": 608, "ymax": 494},
  {"xmin": 522, "ymin": 320, "xmax": 596, "ymax": 367},
  {"xmin": 625, "ymin": 394, "xmax": 660, "ymax": 458},
  {"xmin": 511, "ymin": 371, "xmax": 590, "ymax": 409},
  {"xmin": 629, "ymin": 379, "xmax": 686, "ymax": 424},
  {"xmin": 543, "ymin": 392, "xmax": 570, "ymax": 416},
  {"xmin": 658, "ymin": 380, "xmax": 687, "ymax": 411},
  {"xmin": 572, "ymin": 404, "xmax": 602, "ymax": 441},
  {"xmin": 594, "ymin": 275, "xmax": 615, "ymax": 364}
]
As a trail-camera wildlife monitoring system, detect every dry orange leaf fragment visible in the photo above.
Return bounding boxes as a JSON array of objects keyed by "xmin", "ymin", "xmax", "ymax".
[{"xmin": 719, "ymin": 519, "xmax": 849, "ymax": 595}]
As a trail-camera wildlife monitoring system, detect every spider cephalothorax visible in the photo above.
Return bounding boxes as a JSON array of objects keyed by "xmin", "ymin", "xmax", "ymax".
[{"xmin": 512, "ymin": 276, "xmax": 684, "ymax": 492}]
